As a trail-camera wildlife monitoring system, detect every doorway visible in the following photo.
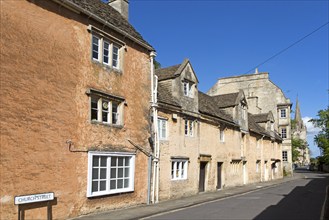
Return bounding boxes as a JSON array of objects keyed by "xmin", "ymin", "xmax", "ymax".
[
  {"xmin": 199, "ymin": 162, "xmax": 207, "ymax": 192},
  {"xmin": 217, "ymin": 162, "xmax": 223, "ymax": 190}
]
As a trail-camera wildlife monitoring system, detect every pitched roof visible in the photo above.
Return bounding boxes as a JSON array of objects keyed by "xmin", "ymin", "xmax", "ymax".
[
  {"xmin": 157, "ymin": 84, "xmax": 181, "ymax": 107},
  {"xmin": 253, "ymin": 112, "xmax": 274, "ymax": 123},
  {"xmin": 198, "ymin": 92, "xmax": 235, "ymax": 124},
  {"xmin": 155, "ymin": 64, "xmax": 181, "ymax": 81},
  {"xmin": 155, "ymin": 59, "xmax": 199, "ymax": 83},
  {"xmin": 211, "ymin": 93, "xmax": 240, "ymax": 108},
  {"xmin": 248, "ymin": 113, "xmax": 282, "ymax": 141},
  {"xmin": 61, "ymin": 0, "xmax": 153, "ymax": 50},
  {"xmin": 253, "ymin": 113, "xmax": 270, "ymax": 123},
  {"xmin": 248, "ymin": 113, "xmax": 269, "ymax": 136}
]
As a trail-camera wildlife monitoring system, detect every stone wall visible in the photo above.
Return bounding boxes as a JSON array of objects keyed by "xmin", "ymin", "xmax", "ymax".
[{"xmin": 0, "ymin": 1, "xmax": 151, "ymax": 219}]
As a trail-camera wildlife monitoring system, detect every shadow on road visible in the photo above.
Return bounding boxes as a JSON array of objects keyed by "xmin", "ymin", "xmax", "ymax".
[{"xmin": 254, "ymin": 170, "xmax": 329, "ymax": 220}]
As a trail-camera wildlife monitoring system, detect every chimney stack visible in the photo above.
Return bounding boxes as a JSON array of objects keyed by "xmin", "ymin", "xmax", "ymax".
[{"xmin": 108, "ymin": 0, "xmax": 129, "ymax": 20}]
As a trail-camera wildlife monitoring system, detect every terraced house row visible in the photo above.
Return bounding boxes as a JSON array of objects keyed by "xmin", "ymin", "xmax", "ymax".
[{"xmin": 0, "ymin": 0, "xmax": 292, "ymax": 219}]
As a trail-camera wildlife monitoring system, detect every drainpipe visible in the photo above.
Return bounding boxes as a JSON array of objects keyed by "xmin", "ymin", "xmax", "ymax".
[
  {"xmin": 147, "ymin": 155, "xmax": 152, "ymax": 205},
  {"xmin": 154, "ymin": 75, "xmax": 160, "ymax": 203},
  {"xmin": 149, "ymin": 51, "xmax": 159, "ymax": 204}
]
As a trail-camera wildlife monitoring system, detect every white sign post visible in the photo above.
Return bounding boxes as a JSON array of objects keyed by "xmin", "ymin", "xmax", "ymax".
[{"xmin": 15, "ymin": 192, "xmax": 54, "ymax": 220}]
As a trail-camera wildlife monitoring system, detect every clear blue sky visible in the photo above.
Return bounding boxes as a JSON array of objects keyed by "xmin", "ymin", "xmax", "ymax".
[{"xmin": 127, "ymin": 0, "xmax": 328, "ymax": 157}]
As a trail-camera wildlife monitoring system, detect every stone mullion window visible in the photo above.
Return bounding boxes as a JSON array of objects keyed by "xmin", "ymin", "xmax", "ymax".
[
  {"xmin": 88, "ymin": 89, "xmax": 124, "ymax": 126},
  {"xmin": 91, "ymin": 33, "xmax": 122, "ymax": 70}
]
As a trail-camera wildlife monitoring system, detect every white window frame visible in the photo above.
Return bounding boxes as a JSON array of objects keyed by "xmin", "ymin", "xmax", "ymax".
[
  {"xmin": 184, "ymin": 119, "xmax": 194, "ymax": 137},
  {"xmin": 158, "ymin": 118, "xmax": 168, "ymax": 140},
  {"xmin": 256, "ymin": 161, "xmax": 260, "ymax": 173},
  {"xmin": 171, "ymin": 160, "xmax": 188, "ymax": 180},
  {"xmin": 92, "ymin": 34, "xmax": 121, "ymax": 70},
  {"xmin": 281, "ymin": 127, "xmax": 287, "ymax": 139},
  {"xmin": 219, "ymin": 127, "xmax": 225, "ymax": 143},
  {"xmin": 282, "ymin": 151, "xmax": 288, "ymax": 161},
  {"xmin": 87, "ymin": 152, "xmax": 135, "ymax": 197},
  {"xmin": 183, "ymin": 81, "xmax": 193, "ymax": 97},
  {"xmin": 280, "ymin": 109, "xmax": 287, "ymax": 118}
]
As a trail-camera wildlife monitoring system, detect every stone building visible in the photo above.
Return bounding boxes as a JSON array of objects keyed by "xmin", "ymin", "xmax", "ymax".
[
  {"xmin": 0, "ymin": 0, "xmax": 155, "ymax": 219},
  {"xmin": 155, "ymin": 60, "xmax": 283, "ymax": 201},
  {"xmin": 208, "ymin": 72, "xmax": 293, "ymax": 174},
  {"xmin": 292, "ymin": 98, "xmax": 310, "ymax": 165}
]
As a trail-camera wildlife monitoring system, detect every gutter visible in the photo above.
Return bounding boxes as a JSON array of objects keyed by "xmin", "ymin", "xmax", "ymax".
[{"xmin": 53, "ymin": 0, "xmax": 154, "ymax": 51}]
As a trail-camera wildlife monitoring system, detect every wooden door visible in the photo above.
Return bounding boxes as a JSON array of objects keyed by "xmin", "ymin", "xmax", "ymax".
[
  {"xmin": 217, "ymin": 162, "xmax": 223, "ymax": 189},
  {"xmin": 199, "ymin": 162, "xmax": 207, "ymax": 192}
]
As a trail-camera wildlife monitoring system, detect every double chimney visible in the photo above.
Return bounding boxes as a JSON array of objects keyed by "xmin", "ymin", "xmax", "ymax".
[{"xmin": 108, "ymin": 0, "xmax": 129, "ymax": 20}]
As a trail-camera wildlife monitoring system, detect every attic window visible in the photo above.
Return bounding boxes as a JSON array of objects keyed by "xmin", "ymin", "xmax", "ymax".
[{"xmin": 183, "ymin": 81, "xmax": 193, "ymax": 97}]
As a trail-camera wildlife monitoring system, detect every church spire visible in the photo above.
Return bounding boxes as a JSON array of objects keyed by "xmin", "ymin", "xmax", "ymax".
[{"xmin": 294, "ymin": 96, "xmax": 303, "ymax": 130}]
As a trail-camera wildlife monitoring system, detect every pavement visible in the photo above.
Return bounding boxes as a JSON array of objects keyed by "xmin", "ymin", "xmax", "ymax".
[{"xmin": 73, "ymin": 173, "xmax": 304, "ymax": 220}]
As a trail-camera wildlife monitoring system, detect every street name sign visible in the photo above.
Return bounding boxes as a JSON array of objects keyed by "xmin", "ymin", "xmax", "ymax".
[{"xmin": 14, "ymin": 192, "xmax": 54, "ymax": 205}]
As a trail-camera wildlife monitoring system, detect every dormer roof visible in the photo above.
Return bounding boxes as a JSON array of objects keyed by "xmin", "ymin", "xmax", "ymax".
[
  {"xmin": 155, "ymin": 59, "xmax": 199, "ymax": 83},
  {"xmin": 211, "ymin": 90, "xmax": 246, "ymax": 108},
  {"xmin": 253, "ymin": 112, "xmax": 274, "ymax": 123},
  {"xmin": 248, "ymin": 113, "xmax": 282, "ymax": 142},
  {"xmin": 198, "ymin": 92, "xmax": 235, "ymax": 124}
]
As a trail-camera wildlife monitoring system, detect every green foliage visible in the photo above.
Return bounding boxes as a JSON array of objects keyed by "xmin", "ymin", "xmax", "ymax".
[
  {"xmin": 310, "ymin": 108, "xmax": 329, "ymax": 164},
  {"xmin": 154, "ymin": 59, "xmax": 161, "ymax": 69},
  {"xmin": 291, "ymin": 136, "xmax": 308, "ymax": 163},
  {"xmin": 291, "ymin": 119, "xmax": 297, "ymax": 130}
]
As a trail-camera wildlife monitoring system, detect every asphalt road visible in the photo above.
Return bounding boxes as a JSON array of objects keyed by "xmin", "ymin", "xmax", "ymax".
[{"xmin": 145, "ymin": 170, "xmax": 329, "ymax": 220}]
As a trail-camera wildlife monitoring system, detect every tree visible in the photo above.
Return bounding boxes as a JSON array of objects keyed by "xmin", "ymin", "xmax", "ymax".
[
  {"xmin": 154, "ymin": 59, "xmax": 161, "ymax": 69},
  {"xmin": 291, "ymin": 137, "xmax": 307, "ymax": 163},
  {"xmin": 310, "ymin": 108, "xmax": 329, "ymax": 164}
]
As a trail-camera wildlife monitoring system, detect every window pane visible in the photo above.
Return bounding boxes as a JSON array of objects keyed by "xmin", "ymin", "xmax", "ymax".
[
  {"xmin": 110, "ymin": 180, "xmax": 116, "ymax": 189},
  {"xmin": 110, "ymin": 168, "xmax": 116, "ymax": 178},
  {"xmin": 93, "ymin": 156, "xmax": 99, "ymax": 166},
  {"xmin": 100, "ymin": 157, "xmax": 107, "ymax": 167},
  {"xmin": 124, "ymin": 168, "xmax": 129, "ymax": 177},
  {"xmin": 118, "ymin": 168, "xmax": 123, "ymax": 178},
  {"xmin": 124, "ymin": 178, "xmax": 129, "ymax": 188},
  {"xmin": 102, "ymin": 111, "xmax": 108, "ymax": 123},
  {"xmin": 112, "ymin": 102, "xmax": 119, "ymax": 124},
  {"xmin": 124, "ymin": 158, "xmax": 130, "ymax": 166},
  {"xmin": 92, "ymin": 168, "xmax": 99, "ymax": 179},
  {"xmin": 117, "ymin": 179, "xmax": 123, "ymax": 189},
  {"xmin": 103, "ymin": 41, "xmax": 109, "ymax": 65},
  {"xmin": 92, "ymin": 36, "xmax": 99, "ymax": 60},
  {"xmin": 100, "ymin": 181, "xmax": 106, "ymax": 191},
  {"xmin": 185, "ymin": 120, "xmax": 188, "ymax": 135},
  {"xmin": 111, "ymin": 157, "xmax": 117, "ymax": 166},
  {"xmin": 118, "ymin": 157, "xmax": 124, "ymax": 166},
  {"xmin": 91, "ymin": 109, "xmax": 98, "ymax": 121},
  {"xmin": 100, "ymin": 168, "xmax": 107, "ymax": 179},
  {"xmin": 112, "ymin": 46, "xmax": 119, "ymax": 68},
  {"xmin": 92, "ymin": 181, "xmax": 98, "ymax": 192}
]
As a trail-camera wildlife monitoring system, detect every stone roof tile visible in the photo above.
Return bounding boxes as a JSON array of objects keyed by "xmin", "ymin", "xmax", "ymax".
[
  {"xmin": 198, "ymin": 92, "xmax": 235, "ymax": 123},
  {"xmin": 211, "ymin": 93, "xmax": 240, "ymax": 108},
  {"xmin": 64, "ymin": 0, "xmax": 153, "ymax": 49}
]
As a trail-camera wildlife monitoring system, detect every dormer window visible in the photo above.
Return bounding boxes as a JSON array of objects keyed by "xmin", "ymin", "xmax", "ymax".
[{"xmin": 183, "ymin": 81, "xmax": 193, "ymax": 97}]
